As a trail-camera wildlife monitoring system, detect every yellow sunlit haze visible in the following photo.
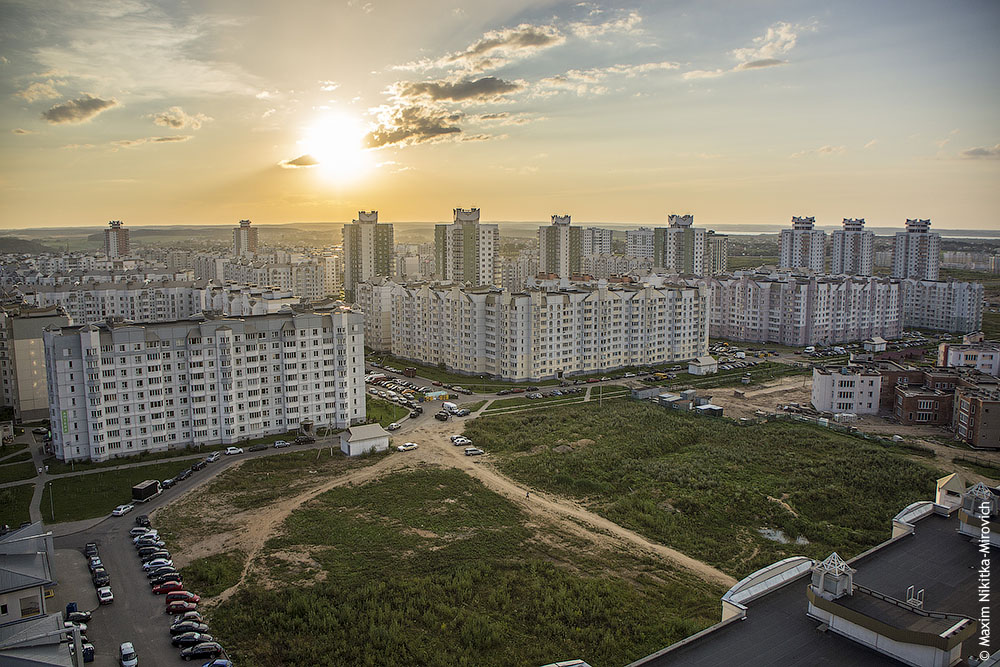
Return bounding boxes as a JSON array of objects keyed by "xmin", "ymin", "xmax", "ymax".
[{"xmin": 299, "ymin": 112, "xmax": 373, "ymax": 183}]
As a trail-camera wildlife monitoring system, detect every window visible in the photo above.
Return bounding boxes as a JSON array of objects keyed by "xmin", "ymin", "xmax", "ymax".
[{"xmin": 19, "ymin": 595, "xmax": 41, "ymax": 618}]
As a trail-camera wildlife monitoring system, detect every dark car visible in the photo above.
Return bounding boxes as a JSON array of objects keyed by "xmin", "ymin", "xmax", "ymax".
[
  {"xmin": 248, "ymin": 443, "xmax": 268, "ymax": 452},
  {"xmin": 84, "ymin": 542, "xmax": 98, "ymax": 557},
  {"xmin": 134, "ymin": 515, "xmax": 151, "ymax": 527},
  {"xmin": 171, "ymin": 611, "xmax": 205, "ymax": 626},
  {"xmin": 434, "ymin": 412, "xmax": 449, "ymax": 421},
  {"xmin": 170, "ymin": 621, "xmax": 209, "ymax": 636},
  {"xmin": 171, "ymin": 632, "xmax": 214, "ymax": 647},
  {"xmin": 191, "ymin": 460, "xmax": 207, "ymax": 471},
  {"xmin": 147, "ymin": 566, "xmax": 178, "ymax": 579},
  {"xmin": 151, "ymin": 573, "xmax": 183, "ymax": 587},
  {"xmin": 137, "ymin": 545, "xmax": 161, "ymax": 558},
  {"xmin": 141, "ymin": 549, "xmax": 171, "ymax": 563},
  {"xmin": 179, "ymin": 642, "xmax": 223, "ymax": 661},
  {"xmin": 175, "ymin": 469, "xmax": 191, "ymax": 482},
  {"xmin": 135, "ymin": 538, "xmax": 165, "ymax": 550},
  {"xmin": 66, "ymin": 610, "xmax": 92, "ymax": 623},
  {"xmin": 161, "ymin": 478, "xmax": 176, "ymax": 489},
  {"xmin": 91, "ymin": 568, "xmax": 110, "ymax": 587}
]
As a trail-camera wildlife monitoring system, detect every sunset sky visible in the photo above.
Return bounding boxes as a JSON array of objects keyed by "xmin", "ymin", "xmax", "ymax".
[{"xmin": 1, "ymin": 0, "xmax": 998, "ymax": 229}]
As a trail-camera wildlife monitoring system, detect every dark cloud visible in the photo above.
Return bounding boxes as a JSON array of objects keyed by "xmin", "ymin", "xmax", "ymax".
[
  {"xmin": 365, "ymin": 105, "xmax": 463, "ymax": 148},
  {"xmin": 279, "ymin": 154, "xmax": 320, "ymax": 168},
  {"xmin": 736, "ymin": 58, "xmax": 786, "ymax": 70},
  {"xmin": 452, "ymin": 24, "xmax": 563, "ymax": 62},
  {"xmin": 960, "ymin": 144, "xmax": 1000, "ymax": 159},
  {"xmin": 397, "ymin": 77, "xmax": 524, "ymax": 102},
  {"xmin": 41, "ymin": 94, "xmax": 118, "ymax": 124},
  {"xmin": 478, "ymin": 112, "xmax": 509, "ymax": 120}
]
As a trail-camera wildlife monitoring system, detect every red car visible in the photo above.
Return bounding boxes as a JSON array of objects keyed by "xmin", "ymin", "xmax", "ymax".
[
  {"xmin": 152, "ymin": 581, "xmax": 184, "ymax": 594},
  {"xmin": 165, "ymin": 591, "xmax": 200, "ymax": 604},
  {"xmin": 166, "ymin": 600, "xmax": 198, "ymax": 615}
]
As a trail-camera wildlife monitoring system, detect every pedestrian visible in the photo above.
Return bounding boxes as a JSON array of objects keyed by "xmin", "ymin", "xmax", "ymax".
[{"xmin": 526, "ymin": 491, "xmax": 530, "ymax": 499}]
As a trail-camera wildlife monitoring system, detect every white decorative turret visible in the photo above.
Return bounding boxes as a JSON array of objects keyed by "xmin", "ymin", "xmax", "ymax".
[{"xmin": 810, "ymin": 552, "xmax": 855, "ymax": 600}]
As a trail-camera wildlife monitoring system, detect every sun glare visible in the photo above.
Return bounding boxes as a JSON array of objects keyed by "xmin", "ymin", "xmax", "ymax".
[{"xmin": 300, "ymin": 112, "xmax": 372, "ymax": 182}]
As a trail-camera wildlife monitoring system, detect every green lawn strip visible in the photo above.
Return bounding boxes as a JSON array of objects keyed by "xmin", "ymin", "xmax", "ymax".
[
  {"xmin": 0, "ymin": 442, "xmax": 30, "ymax": 459},
  {"xmin": 0, "ymin": 484, "xmax": 34, "ymax": 527},
  {"xmin": 954, "ymin": 457, "xmax": 1000, "ymax": 481},
  {"xmin": 484, "ymin": 392, "xmax": 589, "ymax": 411},
  {"xmin": 179, "ymin": 550, "xmax": 247, "ymax": 597},
  {"xmin": 365, "ymin": 397, "xmax": 410, "ymax": 427},
  {"xmin": 0, "ymin": 451, "xmax": 33, "ymax": 464},
  {"xmin": 462, "ymin": 400, "xmax": 488, "ymax": 412},
  {"xmin": 208, "ymin": 466, "xmax": 722, "ymax": 667},
  {"xmin": 727, "ymin": 256, "xmax": 778, "ymax": 269},
  {"xmin": 464, "ymin": 401, "xmax": 941, "ymax": 580},
  {"xmin": 0, "ymin": 461, "xmax": 37, "ymax": 484},
  {"xmin": 41, "ymin": 459, "xmax": 198, "ymax": 523}
]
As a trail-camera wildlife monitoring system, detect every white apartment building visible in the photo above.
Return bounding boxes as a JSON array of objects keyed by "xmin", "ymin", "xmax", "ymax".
[
  {"xmin": 892, "ymin": 219, "xmax": 940, "ymax": 280},
  {"xmin": 812, "ymin": 366, "xmax": 882, "ymax": 414},
  {"xmin": 707, "ymin": 232, "xmax": 728, "ymax": 276},
  {"xmin": 500, "ymin": 250, "xmax": 539, "ymax": 292},
  {"xmin": 343, "ymin": 211, "xmax": 394, "ymax": 300},
  {"xmin": 779, "ymin": 216, "xmax": 826, "ymax": 272},
  {"xmin": 354, "ymin": 278, "xmax": 394, "ymax": 352},
  {"xmin": 831, "ymin": 218, "xmax": 874, "ymax": 276},
  {"xmin": 232, "ymin": 220, "xmax": 259, "ymax": 257},
  {"xmin": 902, "ymin": 279, "xmax": 983, "ymax": 333},
  {"xmin": 582, "ymin": 227, "xmax": 613, "ymax": 256},
  {"xmin": 104, "ymin": 221, "xmax": 130, "ymax": 259},
  {"xmin": 44, "ymin": 305, "xmax": 365, "ymax": 462},
  {"xmin": 193, "ymin": 254, "xmax": 227, "ymax": 282},
  {"xmin": 626, "ymin": 227, "xmax": 656, "ymax": 260},
  {"xmin": 657, "ymin": 215, "xmax": 708, "ymax": 274},
  {"xmin": 434, "ymin": 208, "xmax": 500, "ymax": 286},
  {"xmin": 580, "ymin": 254, "xmax": 652, "ymax": 279},
  {"xmin": 378, "ymin": 280, "xmax": 708, "ymax": 381},
  {"xmin": 538, "ymin": 215, "xmax": 581, "ymax": 278},
  {"xmin": 938, "ymin": 342, "xmax": 1000, "ymax": 376},
  {"xmin": 0, "ymin": 306, "xmax": 69, "ymax": 421}
]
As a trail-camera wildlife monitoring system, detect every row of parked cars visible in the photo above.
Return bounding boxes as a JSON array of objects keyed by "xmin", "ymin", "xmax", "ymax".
[
  {"xmin": 523, "ymin": 387, "xmax": 585, "ymax": 399},
  {"xmin": 129, "ymin": 519, "xmax": 231, "ymax": 664},
  {"xmin": 450, "ymin": 434, "xmax": 484, "ymax": 456}
]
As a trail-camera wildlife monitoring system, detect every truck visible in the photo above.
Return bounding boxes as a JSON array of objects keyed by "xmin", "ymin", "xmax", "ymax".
[{"xmin": 131, "ymin": 480, "xmax": 162, "ymax": 503}]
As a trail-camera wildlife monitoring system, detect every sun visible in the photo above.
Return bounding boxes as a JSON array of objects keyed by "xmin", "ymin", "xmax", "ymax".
[{"xmin": 299, "ymin": 112, "xmax": 373, "ymax": 182}]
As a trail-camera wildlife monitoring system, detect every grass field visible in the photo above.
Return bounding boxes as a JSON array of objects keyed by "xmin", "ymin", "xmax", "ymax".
[
  {"xmin": 727, "ymin": 255, "xmax": 778, "ymax": 269},
  {"xmin": 207, "ymin": 466, "xmax": 722, "ymax": 667},
  {"xmin": 954, "ymin": 457, "xmax": 1000, "ymax": 482},
  {"xmin": 40, "ymin": 459, "xmax": 199, "ymax": 523},
  {"xmin": 0, "ymin": 484, "xmax": 34, "ymax": 527},
  {"xmin": 464, "ymin": 402, "xmax": 941, "ymax": 579},
  {"xmin": 982, "ymin": 312, "xmax": 1000, "ymax": 340},
  {"xmin": 0, "ymin": 461, "xmax": 37, "ymax": 484},
  {"xmin": 179, "ymin": 550, "xmax": 246, "ymax": 596},
  {"xmin": 463, "ymin": 400, "xmax": 488, "ymax": 412},
  {"xmin": 0, "ymin": 452, "xmax": 32, "ymax": 464},
  {"xmin": 368, "ymin": 354, "xmax": 560, "ymax": 391},
  {"xmin": 365, "ymin": 397, "xmax": 410, "ymax": 427}
]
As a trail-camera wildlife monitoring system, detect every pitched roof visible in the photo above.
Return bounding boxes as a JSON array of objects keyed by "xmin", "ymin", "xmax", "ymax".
[{"xmin": 343, "ymin": 424, "xmax": 390, "ymax": 442}]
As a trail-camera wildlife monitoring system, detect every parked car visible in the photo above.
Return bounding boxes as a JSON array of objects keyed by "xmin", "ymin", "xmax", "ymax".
[
  {"xmin": 88, "ymin": 557, "xmax": 103, "ymax": 571},
  {"xmin": 66, "ymin": 610, "xmax": 92, "ymax": 623},
  {"xmin": 386, "ymin": 422, "xmax": 401, "ymax": 431},
  {"xmin": 91, "ymin": 568, "xmax": 110, "ymax": 587},
  {"xmin": 273, "ymin": 440, "xmax": 290, "ymax": 448},
  {"xmin": 175, "ymin": 470, "xmax": 191, "ymax": 482},
  {"xmin": 165, "ymin": 600, "xmax": 198, "ymax": 614},
  {"xmin": 111, "ymin": 504, "xmax": 134, "ymax": 516},
  {"xmin": 162, "ymin": 478, "xmax": 176, "ymax": 489},
  {"xmin": 151, "ymin": 573, "xmax": 183, "ymax": 587},
  {"xmin": 132, "ymin": 529, "xmax": 158, "ymax": 543},
  {"xmin": 171, "ymin": 631, "xmax": 214, "ymax": 647},
  {"xmin": 397, "ymin": 442, "xmax": 418, "ymax": 452},
  {"xmin": 97, "ymin": 586, "xmax": 114, "ymax": 605},
  {"xmin": 224, "ymin": 447, "xmax": 243, "ymax": 455},
  {"xmin": 119, "ymin": 641, "xmax": 138, "ymax": 667},
  {"xmin": 165, "ymin": 591, "xmax": 201, "ymax": 604},
  {"xmin": 206, "ymin": 451, "xmax": 221, "ymax": 462},
  {"xmin": 455, "ymin": 408, "xmax": 471, "ymax": 416},
  {"xmin": 434, "ymin": 412, "xmax": 449, "ymax": 421},
  {"xmin": 179, "ymin": 642, "xmax": 224, "ymax": 661},
  {"xmin": 64, "ymin": 620, "xmax": 88, "ymax": 634},
  {"xmin": 141, "ymin": 550, "xmax": 171, "ymax": 563},
  {"xmin": 134, "ymin": 514, "xmax": 150, "ymax": 527},
  {"xmin": 191, "ymin": 460, "xmax": 207, "ymax": 471},
  {"xmin": 135, "ymin": 538, "xmax": 165, "ymax": 549},
  {"xmin": 464, "ymin": 447, "xmax": 485, "ymax": 456},
  {"xmin": 153, "ymin": 580, "xmax": 185, "ymax": 594},
  {"xmin": 171, "ymin": 611, "xmax": 205, "ymax": 625},
  {"xmin": 137, "ymin": 545, "xmax": 162, "ymax": 558},
  {"xmin": 84, "ymin": 542, "xmax": 98, "ymax": 557},
  {"xmin": 170, "ymin": 621, "xmax": 210, "ymax": 636},
  {"xmin": 199, "ymin": 660, "xmax": 232, "ymax": 667},
  {"xmin": 248, "ymin": 443, "xmax": 268, "ymax": 452},
  {"xmin": 147, "ymin": 566, "xmax": 178, "ymax": 579},
  {"xmin": 32, "ymin": 426, "xmax": 48, "ymax": 434},
  {"xmin": 144, "ymin": 558, "xmax": 174, "ymax": 571}
]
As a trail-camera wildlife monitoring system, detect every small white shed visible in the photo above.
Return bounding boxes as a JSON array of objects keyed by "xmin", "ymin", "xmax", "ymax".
[
  {"xmin": 688, "ymin": 355, "xmax": 718, "ymax": 376},
  {"xmin": 340, "ymin": 423, "xmax": 390, "ymax": 457}
]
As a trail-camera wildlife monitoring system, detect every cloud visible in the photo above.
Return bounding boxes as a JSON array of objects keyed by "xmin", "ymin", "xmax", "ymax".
[
  {"xmin": 16, "ymin": 80, "xmax": 62, "ymax": 102},
  {"xmin": 790, "ymin": 144, "xmax": 846, "ymax": 158},
  {"xmin": 935, "ymin": 129, "xmax": 959, "ymax": 148},
  {"xmin": 474, "ymin": 112, "xmax": 541, "ymax": 126},
  {"xmin": 960, "ymin": 144, "xmax": 1000, "ymax": 159},
  {"xmin": 150, "ymin": 106, "xmax": 212, "ymax": 130},
  {"xmin": 11, "ymin": 128, "xmax": 36, "ymax": 135},
  {"xmin": 279, "ymin": 154, "xmax": 320, "ymax": 168},
  {"xmin": 731, "ymin": 21, "xmax": 813, "ymax": 63},
  {"xmin": 682, "ymin": 69, "xmax": 726, "ymax": 80},
  {"xmin": 864, "ymin": 138, "xmax": 878, "ymax": 149},
  {"xmin": 61, "ymin": 143, "xmax": 96, "ymax": 150},
  {"xmin": 364, "ymin": 103, "xmax": 463, "ymax": 148},
  {"xmin": 112, "ymin": 135, "xmax": 192, "ymax": 148},
  {"xmin": 399, "ymin": 23, "xmax": 565, "ymax": 74},
  {"xmin": 319, "ymin": 80, "xmax": 339, "ymax": 91},
  {"xmin": 537, "ymin": 61, "xmax": 678, "ymax": 96},
  {"xmin": 735, "ymin": 58, "xmax": 786, "ymax": 70},
  {"xmin": 41, "ymin": 94, "xmax": 118, "ymax": 124},
  {"xmin": 569, "ymin": 11, "xmax": 642, "ymax": 38},
  {"xmin": 396, "ymin": 76, "xmax": 525, "ymax": 103}
]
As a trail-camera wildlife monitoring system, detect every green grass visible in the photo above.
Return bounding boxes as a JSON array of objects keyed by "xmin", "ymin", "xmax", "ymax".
[
  {"xmin": 727, "ymin": 255, "xmax": 778, "ymax": 269},
  {"xmin": 464, "ymin": 402, "xmax": 941, "ymax": 579},
  {"xmin": 0, "ymin": 484, "xmax": 34, "ymax": 527},
  {"xmin": 462, "ymin": 400, "xmax": 488, "ymax": 412},
  {"xmin": 954, "ymin": 457, "xmax": 1000, "ymax": 481},
  {"xmin": 369, "ymin": 354, "xmax": 560, "ymax": 390},
  {"xmin": 180, "ymin": 550, "xmax": 247, "ymax": 597},
  {"xmin": 40, "ymin": 459, "xmax": 197, "ymax": 523},
  {"xmin": 0, "ymin": 451, "xmax": 32, "ymax": 464},
  {"xmin": 0, "ymin": 461, "xmax": 37, "ymax": 484},
  {"xmin": 208, "ymin": 466, "xmax": 722, "ymax": 667},
  {"xmin": 982, "ymin": 312, "xmax": 1000, "ymax": 339},
  {"xmin": 0, "ymin": 442, "xmax": 30, "ymax": 457},
  {"xmin": 484, "ymin": 392, "xmax": 588, "ymax": 411},
  {"xmin": 365, "ymin": 397, "xmax": 410, "ymax": 427}
]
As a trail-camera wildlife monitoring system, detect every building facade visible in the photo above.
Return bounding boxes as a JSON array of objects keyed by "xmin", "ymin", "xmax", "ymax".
[
  {"xmin": 581, "ymin": 227, "xmax": 613, "ymax": 256},
  {"xmin": 434, "ymin": 208, "xmax": 500, "ymax": 286},
  {"xmin": 500, "ymin": 250, "xmax": 539, "ymax": 292},
  {"xmin": 44, "ymin": 306, "xmax": 365, "ymax": 462},
  {"xmin": 707, "ymin": 232, "xmax": 728, "ymax": 275},
  {"xmin": 232, "ymin": 219, "xmax": 259, "ymax": 257},
  {"xmin": 354, "ymin": 278, "xmax": 394, "ymax": 352},
  {"xmin": 901, "ymin": 279, "xmax": 983, "ymax": 333},
  {"xmin": 654, "ymin": 215, "xmax": 708, "ymax": 274},
  {"xmin": 538, "ymin": 215, "xmax": 582, "ymax": 278},
  {"xmin": 343, "ymin": 211, "xmax": 394, "ymax": 301},
  {"xmin": 811, "ymin": 366, "xmax": 882, "ymax": 414},
  {"xmin": 779, "ymin": 216, "xmax": 826, "ymax": 273},
  {"xmin": 938, "ymin": 341, "xmax": 1000, "ymax": 376},
  {"xmin": 580, "ymin": 254, "xmax": 651, "ymax": 280},
  {"xmin": 892, "ymin": 218, "xmax": 940, "ymax": 280},
  {"xmin": 626, "ymin": 227, "xmax": 655, "ymax": 259},
  {"xmin": 831, "ymin": 218, "xmax": 874, "ymax": 276},
  {"xmin": 0, "ymin": 306, "xmax": 69, "ymax": 421},
  {"xmin": 104, "ymin": 221, "xmax": 130, "ymax": 259}
]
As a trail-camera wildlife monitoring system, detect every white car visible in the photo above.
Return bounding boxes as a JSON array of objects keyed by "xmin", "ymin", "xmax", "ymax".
[
  {"xmin": 273, "ymin": 440, "xmax": 289, "ymax": 448},
  {"xmin": 452, "ymin": 437, "xmax": 471, "ymax": 446},
  {"xmin": 119, "ymin": 641, "xmax": 138, "ymax": 667},
  {"xmin": 111, "ymin": 504, "xmax": 134, "ymax": 516},
  {"xmin": 132, "ymin": 529, "xmax": 158, "ymax": 544},
  {"xmin": 387, "ymin": 422, "xmax": 401, "ymax": 431},
  {"xmin": 97, "ymin": 585, "xmax": 114, "ymax": 605},
  {"xmin": 397, "ymin": 442, "xmax": 419, "ymax": 452},
  {"xmin": 142, "ymin": 557, "xmax": 173, "ymax": 571},
  {"xmin": 224, "ymin": 447, "xmax": 243, "ymax": 455}
]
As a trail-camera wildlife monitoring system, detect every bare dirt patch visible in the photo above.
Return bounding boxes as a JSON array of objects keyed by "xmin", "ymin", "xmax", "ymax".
[{"xmin": 706, "ymin": 374, "xmax": 813, "ymax": 419}]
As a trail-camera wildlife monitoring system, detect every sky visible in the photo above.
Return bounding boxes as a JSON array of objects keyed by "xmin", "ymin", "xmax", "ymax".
[{"xmin": 0, "ymin": 0, "xmax": 998, "ymax": 230}]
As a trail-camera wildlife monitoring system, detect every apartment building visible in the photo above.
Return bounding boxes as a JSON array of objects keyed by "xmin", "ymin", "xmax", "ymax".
[
  {"xmin": 0, "ymin": 306, "xmax": 69, "ymax": 421},
  {"xmin": 538, "ymin": 215, "xmax": 582, "ymax": 278},
  {"xmin": 232, "ymin": 219, "xmax": 259, "ymax": 257},
  {"xmin": 376, "ymin": 280, "xmax": 708, "ymax": 381},
  {"xmin": 500, "ymin": 250, "xmax": 539, "ymax": 292},
  {"xmin": 343, "ymin": 211, "xmax": 394, "ymax": 301},
  {"xmin": 434, "ymin": 208, "xmax": 500, "ymax": 286},
  {"xmin": 626, "ymin": 227, "xmax": 655, "ymax": 259},
  {"xmin": 954, "ymin": 382, "xmax": 1000, "ymax": 448},
  {"xmin": 831, "ymin": 218, "xmax": 874, "ymax": 276},
  {"xmin": 104, "ymin": 220, "xmax": 130, "ymax": 259},
  {"xmin": 779, "ymin": 216, "xmax": 826, "ymax": 272},
  {"xmin": 581, "ymin": 227, "xmax": 613, "ymax": 255},
  {"xmin": 901, "ymin": 279, "xmax": 983, "ymax": 333},
  {"xmin": 580, "ymin": 254, "xmax": 652, "ymax": 280},
  {"xmin": 811, "ymin": 366, "xmax": 882, "ymax": 414},
  {"xmin": 354, "ymin": 278, "xmax": 394, "ymax": 352},
  {"xmin": 938, "ymin": 340, "xmax": 1000, "ymax": 376},
  {"xmin": 707, "ymin": 231, "xmax": 728, "ymax": 275},
  {"xmin": 892, "ymin": 218, "xmax": 940, "ymax": 280},
  {"xmin": 653, "ymin": 215, "xmax": 707, "ymax": 274},
  {"xmin": 43, "ymin": 305, "xmax": 365, "ymax": 462}
]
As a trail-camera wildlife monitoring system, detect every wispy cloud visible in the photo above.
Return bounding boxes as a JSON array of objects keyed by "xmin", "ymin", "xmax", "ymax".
[
  {"xmin": 319, "ymin": 80, "xmax": 339, "ymax": 92},
  {"xmin": 11, "ymin": 128, "xmax": 36, "ymax": 135},
  {"xmin": 15, "ymin": 80, "xmax": 62, "ymax": 102},
  {"xmin": 364, "ymin": 104, "xmax": 463, "ymax": 148},
  {"xmin": 935, "ymin": 129, "xmax": 959, "ymax": 148},
  {"xmin": 568, "ymin": 11, "xmax": 642, "ymax": 38},
  {"xmin": 790, "ymin": 144, "xmax": 846, "ymax": 158},
  {"xmin": 397, "ymin": 23, "xmax": 565, "ymax": 74},
  {"xmin": 681, "ymin": 69, "xmax": 726, "ymax": 81},
  {"xmin": 41, "ymin": 94, "xmax": 118, "ymax": 124},
  {"xmin": 684, "ymin": 21, "xmax": 815, "ymax": 81},
  {"xmin": 538, "ymin": 61, "xmax": 678, "ymax": 96},
  {"xmin": 112, "ymin": 135, "xmax": 192, "ymax": 148},
  {"xmin": 150, "ymin": 106, "xmax": 212, "ymax": 130},
  {"xmin": 396, "ymin": 77, "xmax": 525, "ymax": 103},
  {"xmin": 864, "ymin": 138, "xmax": 878, "ymax": 149},
  {"xmin": 279, "ymin": 154, "xmax": 320, "ymax": 168},
  {"xmin": 960, "ymin": 143, "xmax": 1000, "ymax": 159}
]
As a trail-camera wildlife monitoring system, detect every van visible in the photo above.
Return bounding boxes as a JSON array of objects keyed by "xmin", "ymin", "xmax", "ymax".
[
  {"xmin": 442, "ymin": 401, "xmax": 458, "ymax": 413},
  {"xmin": 804, "ymin": 346, "xmax": 816, "ymax": 354}
]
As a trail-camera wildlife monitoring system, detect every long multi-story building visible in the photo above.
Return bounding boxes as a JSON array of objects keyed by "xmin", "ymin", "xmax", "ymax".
[
  {"xmin": 538, "ymin": 215, "xmax": 582, "ymax": 278},
  {"xmin": 901, "ymin": 279, "xmax": 983, "ymax": 333},
  {"xmin": 434, "ymin": 208, "xmax": 499, "ymax": 286},
  {"xmin": 0, "ymin": 305, "xmax": 69, "ymax": 421},
  {"xmin": 232, "ymin": 219, "xmax": 259, "ymax": 257},
  {"xmin": 354, "ymin": 278, "xmax": 394, "ymax": 352},
  {"xmin": 581, "ymin": 227, "xmax": 613, "ymax": 255},
  {"xmin": 104, "ymin": 220, "xmax": 130, "ymax": 259},
  {"xmin": 706, "ymin": 231, "xmax": 728, "ymax": 275},
  {"xmin": 375, "ymin": 279, "xmax": 708, "ymax": 381},
  {"xmin": 580, "ymin": 254, "xmax": 652, "ymax": 280},
  {"xmin": 831, "ymin": 218, "xmax": 874, "ymax": 276},
  {"xmin": 779, "ymin": 216, "xmax": 826, "ymax": 272},
  {"xmin": 654, "ymin": 214, "xmax": 707, "ymax": 274},
  {"xmin": 626, "ymin": 227, "xmax": 656, "ymax": 260},
  {"xmin": 343, "ymin": 211, "xmax": 394, "ymax": 301},
  {"xmin": 892, "ymin": 218, "xmax": 940, "ymax": 280},
  {"xmin": 43, "ymin": 305, "xmax": 365, "ymax": 462},
  {"xmin": 500, "ymin": 250, "xmax": 539, "ymax": 292}
]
